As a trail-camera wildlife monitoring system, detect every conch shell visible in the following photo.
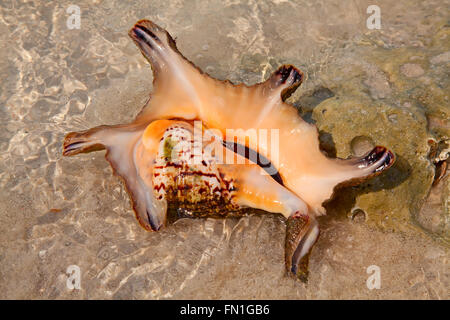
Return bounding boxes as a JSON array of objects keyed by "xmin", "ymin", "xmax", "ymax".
[{"xmin": 63, "ymin": 20, "xmax": 395, "ymax": 282}]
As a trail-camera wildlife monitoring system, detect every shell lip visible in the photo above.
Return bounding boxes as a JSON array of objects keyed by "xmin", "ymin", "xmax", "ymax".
[
  {"xmin": 221, "ymin": 140, "xmax": 284, "ymax": 185},
  {"xmin": 321, "ymin": 146, "xmax": 396, "ymax": 213},
  {"xmin": 130, "ymin": 24, "xmax": 159, "ymax": 50},
  {"xmin": 349, "ymin": 145, "xmax": 396, "ymax": 173},
  {"xmin": 147, "ymin": 210, "xmax": 162, "ymax": 231},
  {"xmin": 368, "ymin": 146, "xmax": 396, "ymax": 173},
  {"xmin": 376, "ymin": 149, "xmax": 395, "ymax": 173}
]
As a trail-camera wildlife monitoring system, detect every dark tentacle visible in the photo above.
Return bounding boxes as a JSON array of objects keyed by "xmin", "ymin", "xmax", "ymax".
[
  {"xmin": 262, "ymin": 65, "xmax": 304, "ymax": 101},
  {"xmin": 285, "ymin": 213, "xmax": 320, "ymax": 283}
]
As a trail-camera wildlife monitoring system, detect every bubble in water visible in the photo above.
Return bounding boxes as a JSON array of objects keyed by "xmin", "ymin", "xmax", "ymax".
[
  {"xmin": 350, "ymin": 136, "xmax": 374, "ymax": 157},
  {"xmin": 351, "ymin": 208, "xmax": 366, "ymax": 223}
]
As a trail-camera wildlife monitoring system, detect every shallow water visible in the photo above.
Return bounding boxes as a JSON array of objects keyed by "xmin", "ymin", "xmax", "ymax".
[{"xmin": 0, "ymin": 0, "xmax": 448, "ymax": 299}]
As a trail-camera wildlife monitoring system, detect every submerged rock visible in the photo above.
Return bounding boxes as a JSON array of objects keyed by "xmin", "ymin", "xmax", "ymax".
[
  {"xmin": 312, "ymin": 95, "xmax": 435, "ymax": 236},
  {"xmin": 400, "ymin": 63, "xmax": 425, "ymax": 78},
  {"xmin": 417, "ymin": 174, "xmax": 449, "ymax": 239},
  {"xmin": 305, "ymin": 43, "xmax": 449, "ymax": 242}
]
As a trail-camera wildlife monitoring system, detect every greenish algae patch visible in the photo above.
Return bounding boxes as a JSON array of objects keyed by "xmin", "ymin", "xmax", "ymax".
[
  {"xmin": 313, "ymin": 95, "xmax": 437, "ymax": 238},
  {"xmin": 299, "ymin": 37, "xmax": 449, "ymax": 243}
]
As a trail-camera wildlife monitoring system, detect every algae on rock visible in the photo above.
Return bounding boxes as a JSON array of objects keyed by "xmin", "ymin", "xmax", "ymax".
[{"xmin": 312, "ymin": 94, "xmax": 438, "ymax": 237}]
